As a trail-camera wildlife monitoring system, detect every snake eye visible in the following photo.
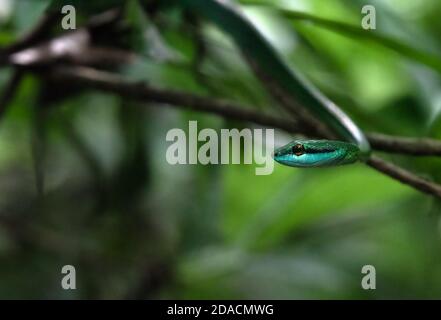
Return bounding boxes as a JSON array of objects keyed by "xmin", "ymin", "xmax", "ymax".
[{"xmin": 292, "ymin": 144, "xmax": 305, "ymax": 156}]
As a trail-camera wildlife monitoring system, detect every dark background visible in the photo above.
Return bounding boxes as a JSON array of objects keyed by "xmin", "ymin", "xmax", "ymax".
[{"xmin": 1, "ymin": 0, "xmax": 441, "ymax": 299}]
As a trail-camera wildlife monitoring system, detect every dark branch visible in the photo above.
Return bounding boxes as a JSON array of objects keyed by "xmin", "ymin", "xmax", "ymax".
[
  {"xmin": 367, "ymin": 156, "xmax": 441, "ymax": 198},
  {"xmin": 0, "ymin": 69, "xmax": 23, "ymax": 119},
  {"xmin": 46, "ymin": 66, "xmax": 441, "ymax": 156},
  {"xmin": 45, "ymin": 66, "xmax": 441, "ymax": 198},
  {"xmin": 0, "ymin": 11, "xmax": 60, "ymax": 55},
  {"xmin": 48, "ymin": 66, "xmax": 314, "ymax": 134},
  {"xmin": 367, "ymin": 132, "xmax": 441, "ymax": 156}
]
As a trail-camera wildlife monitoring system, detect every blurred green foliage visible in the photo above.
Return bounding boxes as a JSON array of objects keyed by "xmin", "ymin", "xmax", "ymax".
[{"xmin": 0, "ymin": 0, "xmax": 441, "ymax": 299}]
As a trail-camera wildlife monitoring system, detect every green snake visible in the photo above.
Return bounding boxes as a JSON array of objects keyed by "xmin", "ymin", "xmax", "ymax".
[{"xmin": 179, "ymin": 0, "xmax": 371, "ymax": 167}]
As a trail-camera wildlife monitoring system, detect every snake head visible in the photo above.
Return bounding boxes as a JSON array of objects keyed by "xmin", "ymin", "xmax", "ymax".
[{"xmin": 273, "ymin": 140, "xmax": 360, "ymax": 168}]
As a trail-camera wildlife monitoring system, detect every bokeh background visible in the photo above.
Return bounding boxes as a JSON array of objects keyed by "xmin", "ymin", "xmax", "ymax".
[{"xmin": 1, "ymin": 0, "xmax": 441, "ymax": 299}]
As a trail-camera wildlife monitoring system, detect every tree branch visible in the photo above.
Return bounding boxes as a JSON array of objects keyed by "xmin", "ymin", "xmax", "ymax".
[
  {"xmin": 366, "ymin": 156, "xmax": 441, "ymax": 198},
  {"xmin": 49, "ymin": 66, "xmax": 315, "ymax": 133},
  {"xmin": 0, "ymin": 12, "xmax": 60, "ymax": 68},
  {"xmin": 46, "ymin": 66, "xmax": 441, "ymax": 155},
  {"xmin": 44, "ymin": 66, "xmax": 441, "ymax": 198},
  {"xmin": 367, "ymin": 132, "xmax": 441, "ymax": 156},
  {"xmin": 0, "ymin": 12, "xmax": 60, "ymax": 55}
]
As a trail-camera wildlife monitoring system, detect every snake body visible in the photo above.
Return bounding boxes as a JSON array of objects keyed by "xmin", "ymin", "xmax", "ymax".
[{"xmin": 179, "ymin": 0, "xmax": 371, "ymax": 167}]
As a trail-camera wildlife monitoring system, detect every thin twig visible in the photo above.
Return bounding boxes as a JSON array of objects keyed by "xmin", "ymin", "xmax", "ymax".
[
  {"xmin": 367, "ymin": 132, "xmax": 441, "ymax": 156},
  {"xmin": 366, "ymin": 156, "xmax": 441, "ymax": 198},
  {"xmin": 46, "ymin": 66, "xmax": 441, "ymax": 198},
  {"xmin": 0, "ymin": 69, "xmax": 23, "ymax": 119},
  {"xmin": 48, "ymin": 66, "xmax": 315, "ymax": 135}
]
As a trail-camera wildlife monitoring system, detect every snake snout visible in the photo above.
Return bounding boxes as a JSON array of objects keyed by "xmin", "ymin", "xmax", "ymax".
[{"xmin": 272, "ymin": 149, "xmax": 284, "ymax": 159}]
